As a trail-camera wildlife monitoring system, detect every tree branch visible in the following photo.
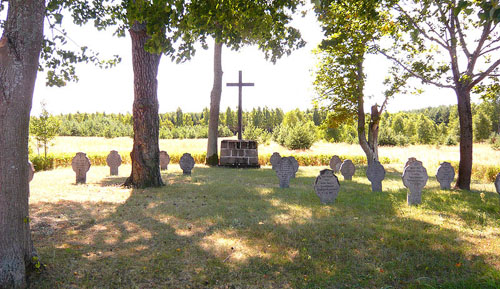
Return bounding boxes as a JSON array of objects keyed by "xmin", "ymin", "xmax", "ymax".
[
  {"xmin": 469, "ymin": 58, "xmax": 500, "ymax": 89},
  {"xmin": 454, "ymin": 13, "xmax": 471, "ymax": 58},
  {"xmin": 467, "ymin": 20, "xmax": 492, "ymax": 76}
]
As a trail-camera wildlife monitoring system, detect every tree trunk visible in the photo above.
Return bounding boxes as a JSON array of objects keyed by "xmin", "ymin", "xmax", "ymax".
[
  {"xmin": 206, "ymin": 40, "xmax": 223, "ymax": 166},
  {"xmin": 355, "ymin": 62, "xmax": 378, "ymax": 166},
  {"xmin": 124, "ymin": 22, "xmax": 164, "ymax": 188},
  {"xmin": 455, "ymin": 87, "xmax": 473, "ymax": 190},
  {"xmin": 0, "ymin": 1, "xmax": 45, "ymax": 288}
]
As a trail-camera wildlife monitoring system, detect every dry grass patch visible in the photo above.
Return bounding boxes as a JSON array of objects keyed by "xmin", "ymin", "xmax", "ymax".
[{"xmin": 28, "ymin": 165, "xmax": 500, "ymax": 288}]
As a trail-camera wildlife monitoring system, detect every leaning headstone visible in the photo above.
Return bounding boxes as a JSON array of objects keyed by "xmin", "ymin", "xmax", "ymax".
[
  {"xmin": 314, "ymin": 169, "xmax": 341, "ymax": 204},
  {"xmin": 28, "ymin": 161, "xmax": 35, "ymax": 182},
  {"xmin": 340, "ymin": 159, "xmax": 355, "ymax": 181},
  {"xmin": 276, "ymin": 157, "xmax": 294, "ymax": 188},
  {"xmin": 366, "ymin": 161, "xmax": 386, "ymax": 192},
  {"xmin": 106, "ymin": 150, "xmax": 122, "ymax": 176},
  {"xmin": 159, "ymin": 151, "xmax": 170, "ymax": 170},
  {"xmin": 435, "ymin": 162, "xmax": 455, "ymax": 190},
  {"xmin": 286, "ymin": 156, "xmax": 299, "ymax": 178},
  {"xmin": 270, "ymin": 152, "xmax": 281, "ymax": 170},
  {"xmin": 179, "ymin": 153, "xmax": 195, "ymax": 175},
  {"xmin": 405, "ymin": 157, "xmax": 418, "ymax": 168},
  {"xmin": 495, "ymin": 173, "xmax": 500, "ymax": 195},
  {"xmin": 329, "ymin": 155, "xmax": 342, "ymax": 173},
  {"xmin": 402, "ymin": 161, "xmax": 428, "ymax": 205},
  {"xmin": 71, "ymin": 152, "xmax": 91, "ymax": 184}
]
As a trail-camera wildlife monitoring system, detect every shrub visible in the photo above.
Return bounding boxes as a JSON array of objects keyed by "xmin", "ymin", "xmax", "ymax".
[
  {"xmin": 243, "ymin": 123, "xmax": 271, "ymax": 145},
  {"xmin": 284, "ymin": 122, "xmax": 317, "ymax": 149}
]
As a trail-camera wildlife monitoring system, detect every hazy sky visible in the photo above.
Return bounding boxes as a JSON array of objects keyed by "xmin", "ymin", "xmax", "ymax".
[{"xmin": 2, "ymin": 6, "xmax": 462, "ymax": 116}]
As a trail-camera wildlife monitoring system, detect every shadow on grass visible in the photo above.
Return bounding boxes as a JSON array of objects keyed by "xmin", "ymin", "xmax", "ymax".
[{"xmin": 28, "ymin": 167, "xmax": 500, "ymax": 288}]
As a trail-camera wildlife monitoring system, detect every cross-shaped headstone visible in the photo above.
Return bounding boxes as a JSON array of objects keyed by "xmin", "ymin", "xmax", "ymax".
[{"xmin": 227, "ymin": 70, "xmax": 254, "ymax": 140}]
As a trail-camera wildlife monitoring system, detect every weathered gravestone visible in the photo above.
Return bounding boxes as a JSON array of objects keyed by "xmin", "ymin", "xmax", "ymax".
[
  {"xmin": 366, "ymin": 161, "xmax": 386, "ymax": 192},
  {"xmin": 314, "ymin": 169, "xmax": 341, "ymax": 204},
  {"xmin": 106, "ymin": 150, "xmax": 122, "ymax": 176},
  {"xmin": 72, "ymin": 152, "xmax": 91, "ymax": 184},
  {"xmin": 286, "ymin": 156, "xmax": 299, "ymax": 178},
  {"xmin": 402, "ymin": 161, "xmax": 428, "ymax": 205},
  {"xmin": 329, "ymin": 155, "xmax": 342, "ymax": 173},
  {"xmin": 270, "ymin": 152, "xmax": 281, "ymax": 170},
  {"xmin": 495, "ymin": 173, "xmax": 500, "ymax": 195},
  {"xmin": 160, "ymin": 151, "xmax": 170, "ymax": 170},
  {"xmin": 179, "ymin": 153, "xmax": 195, "ymax": 175},
  {"xmin": 405, "ymin": 157, "xmax": 417, "ymax": 168},
  {"xmin": 340, "ymin": 159, "xmax": 355, "ymax": 181},
  {"xmin": 276, "ymin": 157, "xmax": 294, "ymax": 188},
  {"xmin": 28, "ymin": 161, "xmax": 35, "ymax": 182},
  {"xmin": 435, "ymin": 162, "xmax": 455, "ymax": 190}
]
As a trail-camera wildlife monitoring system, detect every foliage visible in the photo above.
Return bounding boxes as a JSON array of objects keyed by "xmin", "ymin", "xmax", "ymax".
[
  {"xmin": 243, "ymin": 123, "xmax": 271, "ymax": 145},
  {"xmin": 273, "ymin": 121, "xmax": 317, "ymax": 150},
  {"xmin": 474, "ymin": 112, "xmax": 492, "ymax": 142},
  {"xmin": 30, "ymin": 102, "xmax": 60, "ymax": 158}
]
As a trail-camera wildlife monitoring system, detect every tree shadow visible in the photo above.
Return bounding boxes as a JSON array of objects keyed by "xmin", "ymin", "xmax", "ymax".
[{"xmin": 28, "ymin": 166, "xmax": 500, "ymax": 288}]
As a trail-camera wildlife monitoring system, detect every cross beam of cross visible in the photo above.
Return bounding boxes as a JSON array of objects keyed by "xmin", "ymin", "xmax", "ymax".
[{"xmin": 226, "ymin": 70, "xmax": 254, "ymax": 140}]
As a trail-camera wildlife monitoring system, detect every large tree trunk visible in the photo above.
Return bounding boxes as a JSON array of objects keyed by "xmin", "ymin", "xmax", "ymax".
[
  {"xmin": 206, "ymin": 40, "xmax": 223, "ymax": 166},
  {"xmin": 124, "ymin": 22, "xmax": 164, "ymax": 188},
  {"xmin": 455, "ymin": 87, "xmax": 473, "ymax": 190},
  {"xmin": 0, "ymin": 1, "xmax": 45, "ymax": 288},
  {"xmin": 355, "ymin": 62, "xmax": 378, "ymax": 166}
]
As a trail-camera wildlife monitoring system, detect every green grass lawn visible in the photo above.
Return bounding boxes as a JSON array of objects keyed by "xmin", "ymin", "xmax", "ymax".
[{"xmin": 28, "ymin": 164, "xmax": 500, "ymax": 288}]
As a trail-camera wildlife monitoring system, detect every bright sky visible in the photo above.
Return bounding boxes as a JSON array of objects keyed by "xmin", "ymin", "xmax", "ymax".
[{"xmin": 2, "ymin": 6, "xmax": 461, "ymax": 116}]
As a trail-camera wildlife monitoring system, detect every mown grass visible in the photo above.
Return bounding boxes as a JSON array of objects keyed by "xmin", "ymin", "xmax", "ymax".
[{"xmin": 28, "ymin": 164, "xmax": 500, "ymax": 288}]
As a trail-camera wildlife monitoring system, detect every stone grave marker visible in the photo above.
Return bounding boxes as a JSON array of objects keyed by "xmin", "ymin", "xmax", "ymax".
[
  {"xmin": 340, "ymin": 159, "xmax": 355, "ymax": 181},
  {"xmin": 286, "ymin": 156, "xmax": 299, "ymax": 178},
  {"xmin": 72, "ymin": 152, "xmax": 91, "ymax": 184},
  {"xmin": 28, "ymin": 161, "xmax": 35, "ymax": 182},
  {"xmin": 314, "ymin": 169, "xmax": 341, "ymax": 204},
  {"xmin": 402, "ymin": 161, "xmax": 428, "ymax": 205},
  {"xmin": 270, "ymin": 152, "xmax": 281, "ymax": 170},
  {"xmin": 495, "ymin": 173, "xmax": 500, "ymax": 195},
  {"xmin": 405, "ymin": 157, "xmax": 418, "ymax": 168},
  {"xmin": 106, "ymin": 150, "xmax": 122, "ymax": 176},
  {"xmin": 329, "ymin": 155, "xmax": 342, "ymax": 173},
  {"xmin": 276, "ymin": 157, "xmax": 294, "ymax": 188},
  {"xmin": 366, "ymin": 161, "xmax": 386, "ymax": 192},
  {"xmin": 180, "ymin": 153, "xmax": 195, "ymax": 175},
  {"xmin": 435, "ymin": 162, "xmax": 455, "ymax": 190},
  {"xmin": 160, "ymin": 151, "xmax": 170, "ymax": 170}
]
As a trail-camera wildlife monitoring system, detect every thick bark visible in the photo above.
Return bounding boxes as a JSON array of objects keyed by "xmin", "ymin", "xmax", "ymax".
[
  {"xmin": 206, "ymin": 40, "xmax": 223, "ymax": 166},
  {"xmin": 455, "ymin": 87, "xmax": 473, "ymax": 190},
  {"xmin": 124, "ymin": 22, "xmax": 164, "ymax": 188},
  {"xmin": 0, "ymin": 1, "xmax": 45, "ymax": 288}
]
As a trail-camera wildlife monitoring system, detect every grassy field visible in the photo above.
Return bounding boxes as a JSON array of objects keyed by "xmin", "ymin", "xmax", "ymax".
[{"xmin": 28, "ymin": 163, "xmax": 500, "ymax": 288}]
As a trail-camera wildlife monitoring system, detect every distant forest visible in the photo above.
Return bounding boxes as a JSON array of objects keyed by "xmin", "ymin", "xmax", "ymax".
[{"xmin": 30, "ymin": 99, "xmax": 500, "ymax": 146}]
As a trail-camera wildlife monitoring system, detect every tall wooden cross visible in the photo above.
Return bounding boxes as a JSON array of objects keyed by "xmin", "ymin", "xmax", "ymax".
[{"xmin": 226, "ymin": 70, "xmax": 254, "ymax": 140}]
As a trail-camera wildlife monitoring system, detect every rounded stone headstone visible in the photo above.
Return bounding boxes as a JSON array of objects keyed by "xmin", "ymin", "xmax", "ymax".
[
  {"xmin": 329, "ymin": 155, "xmax": 342, "ymax": 173},
  {"xmin": 435, "ymin": 162, "xmax": 455, "ymax": 190},
  {"xmin": 366, "ymin": 161, "xmax": 386, "ymax": 192},
  {"xmin": 340, "ymin": 159, "xmax": 355, "ymax": 181},
  {"xmin": 405, "ymin": 157, "xmax": 418, "ymax": 169},
  {"xmin": 270, "ymin": 152, "xmax": 281, "ymax": 170},
  {"xmin": 28, "ymin": 161, "xmax": 35, "ymax": 182},
  {"xmin": 402, "ymin": 161, "xmax": 428, "ymax": 206},
  {"xmin": 286, "ymin": 156, "xmax": 299, "ymax": 178},
  {"xmin": 106, "ymin": 150, "xmax": 122, "ymax": 176},
  {"xmin": 71, "ymin": 152, "xmax": 91, "ymax": 184},
  {"xmin": 160, "ymin": 151, "xmax": 170, "ymax": 170},
  {"xmin": 276, "ymin": 157, "xmax": 294, "ymax": 188},
  {"xmin": 179, "ymin": 153, "xmax": 195, "ymax": 175},
  {"xmin": 495, "ymin": 173, "xmax": 500, "ymax": 195},
  {"xmin": 314, "ymin": 169, "xmax": 341, "ymax": 204}
]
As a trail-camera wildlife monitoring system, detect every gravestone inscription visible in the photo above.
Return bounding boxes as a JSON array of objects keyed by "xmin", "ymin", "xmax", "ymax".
[
  {"xmin": 180, "ymin": 153, "xmax": 195, "ymax": 175},
  {"xmin": 276, "ymin": 157, "xmax": 294, "ymax": 188},
  {"xmin": 402, "ymin": 161, "xmax": 428, "ymax": 205},
  {"xmin": 366, "ymin": 161, "xmax": 386, "ymax": 192},
  {"xmin": 340, "ymin": 159, "xmax": 355, "ymax": 181},
  {"xmin": 72, "ymin": 152, "xmax": 91, "ymax": 184},
  {"xmin": 329, "ymin": 155, "xmax": 342, "ymax": 173},
  {"xmin": 270, "ymin": 152, "xmax": 281, "ymax": 170},
  {"xmin": 435, "ymin": 162, "xmax": 455, "ymax": 190},
  {"xmin": 286, "ymin": 156, "xmax": 299, "ymax": 178},
  {"xmin": 28, "ymin": 161, "xmax": 35, "ymax": 182},
  {"xmin": 106, "ymin": 150, "xmax": 122, "ymax": 176},
  {"xmin": 314, "ymin": 169, "xmax": 341, "ymax": 204},
  {"xmin": 495, "ymin": 173, "xmax": 500, "ymax": 195},
  {"xmin": 160, "ymin": 151, "xmax": 170, "ymax": 170}
]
